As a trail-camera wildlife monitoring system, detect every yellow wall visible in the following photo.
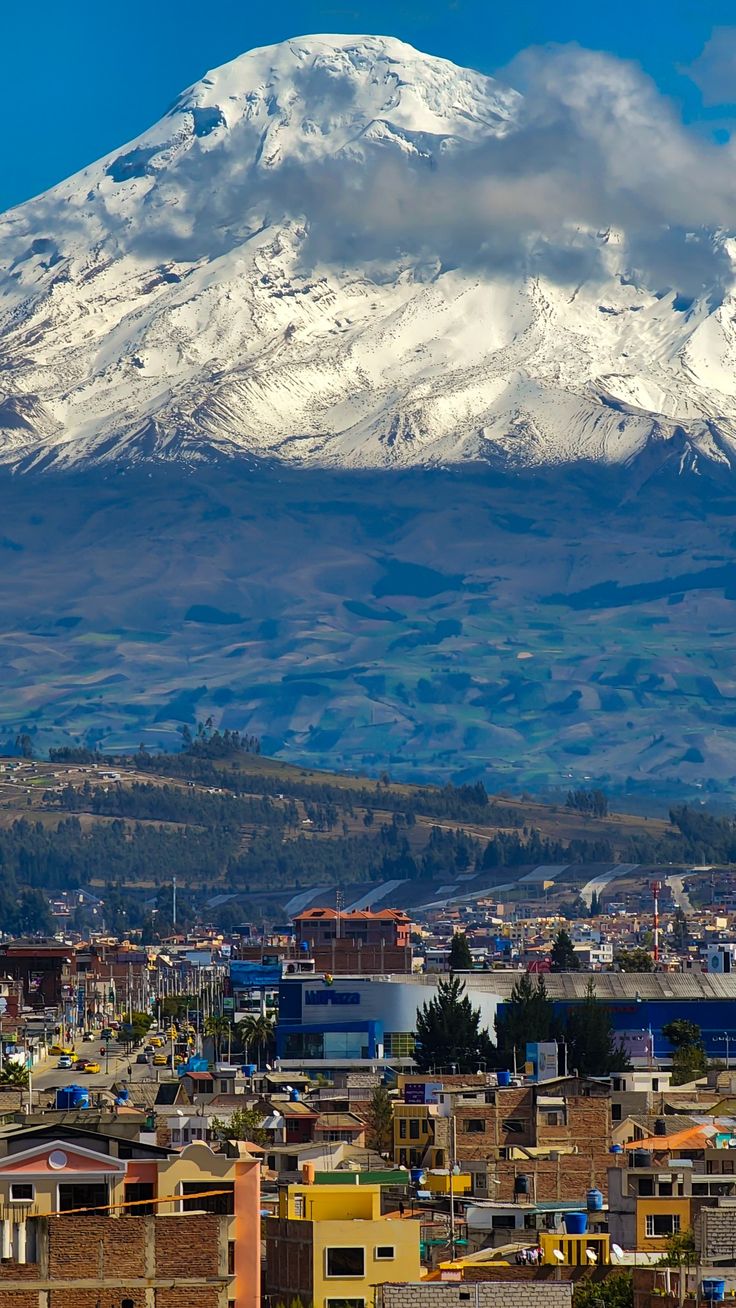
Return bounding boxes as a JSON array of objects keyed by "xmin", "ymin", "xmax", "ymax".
[
  {"xmin": 424, "ymin": 1172, "xmax": 472, "ymax": 1196},
  {"xmin": 393, "ymin": 1104, "xmax": 437, "ymax": 1166},
  {"xmin": 635, "ymin": 1197, "xmax": 692, "ymax": 1252},
  {"xmin": 280, "ymin": 1183, "xmax": 381, "ymax": 1222},
  {"xmin": 312, "ymin": 1216, "xmax": 421, "ymax": 1308}
]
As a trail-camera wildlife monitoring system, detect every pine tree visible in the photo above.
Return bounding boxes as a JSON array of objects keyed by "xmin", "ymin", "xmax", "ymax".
[
  {"xmin": 364, "ymin": 1085, "xmax": 394, "ymax": 1154},
  {"xmin": 415, "ymin": 976, "xmax": 495, "ymax": 1072},
  {"xmin": 565, "ymin": 980, "xmax": 630, "ymax": 1075},
  {"xmin": 671, "ymin": 907, "xmax": 690, "ymax": 950},
  {"xmin": 449, "ymin": 932, "xmax": 473, "ymax": 970},
  {"xmin": 551, "ymin": 928, "xmax": 579, "ymax": 972},
  {"xmin": 495, "ymin": 973, "xmax": 555, "ymax": 1066}
]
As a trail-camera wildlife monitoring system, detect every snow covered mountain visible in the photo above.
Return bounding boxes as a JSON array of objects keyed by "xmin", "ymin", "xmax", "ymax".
[{"xmin": 2, "ymin": 33, "xmax": 736, "ymax": 473}]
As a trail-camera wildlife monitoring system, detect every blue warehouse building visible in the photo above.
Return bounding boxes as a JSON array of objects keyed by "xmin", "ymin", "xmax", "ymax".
[{"xmin": 267, "ymin": 969, "xmax": 736, "ymax": 1074}]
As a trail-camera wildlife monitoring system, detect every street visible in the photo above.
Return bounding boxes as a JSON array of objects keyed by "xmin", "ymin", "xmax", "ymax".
[{"xmin": 31, "ymin": 1033, "xmax": 177, "ymax": 1096}]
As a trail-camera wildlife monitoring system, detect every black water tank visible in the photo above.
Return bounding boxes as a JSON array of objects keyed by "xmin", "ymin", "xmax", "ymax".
[
  {"xmin": 514, "ymin": 1174, "xmax": 529, "ymax": 1195},
  {"xmin": 654, "ymin": 1118, "xmax": 667, "ymax": 1136}
]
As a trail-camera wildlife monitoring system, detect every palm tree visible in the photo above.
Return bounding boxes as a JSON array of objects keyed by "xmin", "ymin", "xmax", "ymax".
[
  {"xmin": 203, "ymin": 1014, "xmax": 231, "ymax": 1063},
  {"xmin": 0, "ymin": 1060, "xmax": 29, "ymax": 1088},
  {"xmin": 237, "ymin": 1014, "xmax": 275, "ymax": 1069}
]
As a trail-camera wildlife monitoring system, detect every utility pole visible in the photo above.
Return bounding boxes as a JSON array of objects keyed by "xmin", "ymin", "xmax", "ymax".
[{"xmin": 449, "ymin": 1114, "xmax": 458, "ymax": 1260}]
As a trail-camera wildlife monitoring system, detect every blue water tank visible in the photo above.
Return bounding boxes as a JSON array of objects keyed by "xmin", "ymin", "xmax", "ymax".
[
  {"xmin": 564, "ymin": 1212, "xmax": 588, "ymax": 1235},
  {"xmin": 702, "ymin": 1281, "xmax": 726, "ymax": 1302},
  {"xmin": 610, "ymin": 1145, "xmax": 623, "ymax": 1155},
  {"xmin": 411, "ymin": 1168, "xmax": 426, "ymax": 1186},
  {"xmin": 55, "ymin": 1084, "xmax": 90, "ymax": 1110},
  {"xmin": 242, "ymin": 1063, "xmax": 257, "ymax": 1077},
  {"xmin": 587, "ymin": 1189, "xmax": 604, "ymax": 1212},
  {"xmin": 497, "ymin": 1070, "xmax": 511, "ymax": 1087},
  {"xmin": 290, "ymin": 1088, "xmax": 300, "ymax": 1101}
]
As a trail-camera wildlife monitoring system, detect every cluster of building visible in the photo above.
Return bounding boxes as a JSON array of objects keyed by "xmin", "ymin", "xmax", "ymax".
[{"xmin": 6, "ymin": 899, "xmax": 736, "ymax": 1304}]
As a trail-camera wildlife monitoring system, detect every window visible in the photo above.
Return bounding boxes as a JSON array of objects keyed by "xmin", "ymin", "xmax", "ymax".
[
  {"xmin": 409, "ymin": 1120, "xmax": 420, "ymax": 1140},
  {"xmin": 545, "ymin": 1111, "xmax": 564, "ymax": 1126},
  {"xmin": 399, "ymin": 1120, "xmax": 407, "ymax": 1139},
  {"xmin": 327, "ymin": 1301, "xmax": 364, "ymax": 1308},
  {"xmin": 326, "ymin": 1247, "xmax": 365, "ymax": 1277},
  {"xmin": 612, "ymin": 1105, "xmax": 622, "ymax": 1122},
  {"xmin": 181, "ymin": 1182, "xmax": 234, "ymax": 1215},
  {"xmin": 652, "ymin": 1079, "xmax": 659, "ymax": 1091},
  {"xmin": 375, "ymin": 1246, "xmax": 395, "ymax": 1260},
  {"xmin": 58, "ymin": 1183, "xmax": 109, "ymax": 1215},
  {"xmin": 10, "ymin": 1183, "xmax": 33, "ymax": 1203},
  {"xmin": 502, "ymin": 1119, "xmax": 526, "ymax": 1135},
  {"xmin": 637, "ymin": 1178, "xmax": 654, "ymax": 1196},
  {"xmin": 646, "ymin": 1214, "xmax": 680, "ymax": 1238},
  {"xmin": 125, "ymin": 1182, "xmax": 154, "ymax": 1216},
  {"xmin": 228, "ymin": 1241, "xmax": 236, "ymax": 1275},
  {"xmin": 464, "ymin": 1119, "xmax": 484, "ymax": 1133}
]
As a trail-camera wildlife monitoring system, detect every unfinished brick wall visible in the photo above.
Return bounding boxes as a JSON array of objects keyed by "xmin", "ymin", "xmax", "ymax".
[
  {"xmin": 47, "ymin": 1216, "xmax": 146, "ymax": 1281},
  {"xmin": 0, "ymin": 1293, "xmax": 37, "ymax": 1308},
  {"xmin": 154, "ymin": 1213, "xmax": 223, "ymax": 1278},
  {"xmin": 48, "ymin": 1291, "xmax": 146, "ymax": 1308},
  {"xmin": 155, "ymin": 1289, "xmax": 224, "ymax": 1308}
]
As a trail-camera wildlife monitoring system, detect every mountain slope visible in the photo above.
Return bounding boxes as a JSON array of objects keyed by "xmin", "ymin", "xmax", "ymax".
[{"xmin": 1, "ymin": 35, "xmax": 736, "ymax": 473}]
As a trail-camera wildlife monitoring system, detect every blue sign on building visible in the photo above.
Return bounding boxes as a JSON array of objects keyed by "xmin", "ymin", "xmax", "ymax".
[{"xmin": 305, "ymin": 990, "xmax": 360, "ymax": 1005}]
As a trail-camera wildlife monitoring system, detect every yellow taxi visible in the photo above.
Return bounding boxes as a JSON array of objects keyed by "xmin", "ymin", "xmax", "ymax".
[
  {"xmin": 150, "ymin": 1036, "xmax": 164, "ymax": 1048},
  {"xmin": 152, "ymin": 1053, "xmax": 168, "ymax": 1066},
  {"xmin": 83, "ymin": 1061, "xmax": 101, "ymax": 1074},
  {"xmin": 49, "ymin": 1044, "xmax": 73, "ymax": 1056}
]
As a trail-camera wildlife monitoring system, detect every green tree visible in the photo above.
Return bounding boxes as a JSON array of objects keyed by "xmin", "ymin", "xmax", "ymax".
[
  {"xmin": 415, "ymin": 976, "xmax": 495, "ymax": 1073},
  {"xmin": 0, "ymin": 1060, "xmax": 29, "ymax": 1088},
  {"xmin": 574, "ymin": 1273, "xmax": 633, "ymax": 1308},
  {"xmin": 663, "ymin": 1020, "xmax": 707, "ymax": 1085},
  {"xmin": 657, "ymin": 1229, "xmax": 696, "ymax": 1268},
  {"xmin": 550, "ymin": 928, "xmax": 579, "ymax": 972},
  {"xmin": 449, "ymin": 932, "xmax": 473, "ymax": 970},
  {"xmin": 671, "ymin": 908, "xmax": 690, "ymax": 950},
  {"xmin": 615, "ymin": 948, "xmax": 655, "ymax": 973},
  {"xmin": 204, "ymin": 1014, "xmax": 232, "ymax": 1062},
  {"xmin": 236, "ymin": 1014, "xmax": 275, "ymax": 1069},
  {"xmin": 364, "ymin": 1085, "xmax": 394, "ymax": 1155},
  {"xmin": 495, "ymin": 973, "xmax": 555, "ymax": 1067},
  {"xmin": 210, "ymin": 1106, "xmax": 266, "ymax": 1145},
  {"xmin": 565, "ymin": 980, "xmax": 631, "ymax": 1075}
]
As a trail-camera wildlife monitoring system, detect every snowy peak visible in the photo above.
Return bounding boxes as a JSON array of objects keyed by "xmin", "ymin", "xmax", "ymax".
[{"xmin": 0, "ymin": 35, "xmax": 735, "ymax": 475}]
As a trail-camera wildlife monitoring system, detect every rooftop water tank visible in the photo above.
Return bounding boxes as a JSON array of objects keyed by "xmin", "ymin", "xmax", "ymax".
[
  {"xmin": 564, "ymin": 1212, "xmax": 588, "ymax": 1235},
  {"xmin": 654, "ymin": 1118, "xmax": 667, "ymax": 1136},
  {"xmin": 514, "ymin": 1174, "xmax": 529, "ymax": 1195},
  {"xmin": 55, "ymin": 1084, "xmax": 89, "ymax": 1111},
  {"xmin": 290, "ymin": 1088, "xmax": 301, "ymax": 1101},
  {"xmin": 587, "ymin": 1189, "xmax": 604, "ymax": 1212},
  {"xmin": 497, "ymin": 1070, "xmax": 511, "ymax": 1087}
]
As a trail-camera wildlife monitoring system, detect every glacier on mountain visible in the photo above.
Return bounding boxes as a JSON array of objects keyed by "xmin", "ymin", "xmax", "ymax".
[{"xmin": 1, "ymin": 33, "xmax": 736, "ymax": 473}]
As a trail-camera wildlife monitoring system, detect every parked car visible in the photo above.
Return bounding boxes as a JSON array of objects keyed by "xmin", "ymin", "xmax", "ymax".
[{"xmin": 57, "ymin": 1055, "xmax": 73, "ymax": 1070}]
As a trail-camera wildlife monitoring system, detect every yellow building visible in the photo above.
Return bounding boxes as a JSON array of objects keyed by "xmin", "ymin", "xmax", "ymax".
[
  {"xmin": 634, "ymin": 1195, "xmax": 692, "ymax": 1253},
  {"xmin": 266, "ymin": 1180, "xmax": 422, "ymax": 1308},
  {"xmin": 393, "ymin": 1101, "xmax": 445, "ymax": 1168}
]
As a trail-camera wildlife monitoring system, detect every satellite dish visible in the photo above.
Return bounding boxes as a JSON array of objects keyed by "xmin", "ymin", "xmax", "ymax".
[
  {"xmin": 586, "ymin": 1249, "xmax": 598, "ymax": 1264},
  {"xmin": 612, "ymin": 1244, "xmax": 624, "ymax": 1260},
  {"xmin": 553, "ymin": 1249, "xmax": 565, "ymax": 1263}
]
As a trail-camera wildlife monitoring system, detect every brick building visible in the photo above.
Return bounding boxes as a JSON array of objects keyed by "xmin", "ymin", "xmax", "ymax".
[
  {"xmin": 0, "ymin": 1126, "xmax": 261, "ymax": 1308},
  {"xmin": 393, "ymin": 1076, "xmax": 612, "ymax": 1201},
  {"xmin": 293, "ymin": 908, "xmax": 413, "ymax": 974}
]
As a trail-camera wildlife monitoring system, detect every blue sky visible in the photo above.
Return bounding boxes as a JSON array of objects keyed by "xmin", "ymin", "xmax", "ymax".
[{"xmin": 1, "ymin": 0, "xmax": 734, "ymax": 212}]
